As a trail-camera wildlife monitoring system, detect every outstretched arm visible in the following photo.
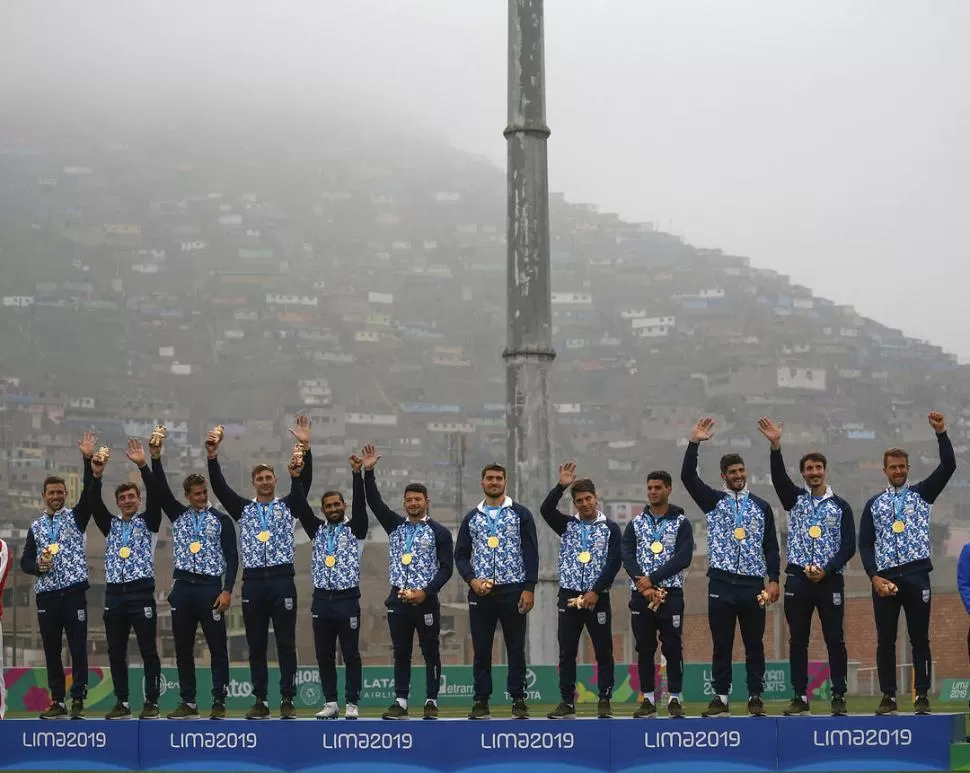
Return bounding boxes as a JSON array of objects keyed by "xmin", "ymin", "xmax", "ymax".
[
  {"xmin": 913, "ymin": 417, "xmax": 956, "ymax": 504},
  {"xmin": 206, "ymin": 456, "xmax": 249, "ymax": 521},
  {"xmin": 151, "ymin": 456, "xmax": 188, "ymax": 521},
  {"xmin": 349, "ymin": 466, "xmax": 368, "ymax": 540},
  {"xmin": 362, "ymin": 470, "xmax": 405, "ymax": 535},
  {"xmin": 680, "ymin": 442, "xmax": 723, "ymax": 513}
]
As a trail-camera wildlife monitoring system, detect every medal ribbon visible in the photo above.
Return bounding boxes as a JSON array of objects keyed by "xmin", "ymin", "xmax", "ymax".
[
  {"xmin": 733, "ymin": 493, "xmax": 749, "ymax": 530},
  {"xmin": 810, "ymin": 496, "xmax": 827, "ymax": 528},
  {"xmin": 325, "ymin": 523, "xmax": 344, "ymax": 556},
  {"xmin": 192, "ymin": 510, "xmax": 207, "ymax": 542},
  {"xmin": 649, "ymin": 513, "xmax": 668, "ymax": 547},
  {"xmin": 579, "ymin": 522, "xmax": 592, "ymax": 554},
  {"xmin": 403, "ymin": 522, "xmax": 420, "ymax": 557},
  {"xmin": 46, "ymin": 512, "xmax": 63, "ymax": 546},
  {"xmin": 892, "ymin": 491, "xmax": 907, "ymax": 528},
  {"xmin": 485, "ymin": 506, "xmax": 502, "ymax": 540},
  {"xmin": 119, "ymin": 518, "xmax": 135, "ymax": 550},
  {"xmin": 259, "ymin": 503, "xmax": 273, "ymax": 535}
]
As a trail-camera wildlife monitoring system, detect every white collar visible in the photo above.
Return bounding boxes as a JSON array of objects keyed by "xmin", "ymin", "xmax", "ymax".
[
  {"xmin": 809, "ymin": 485, "xmax": 834, "ymax": 502},
  {"xmin": 405, "ymin": 515, "xmax": 430, "ymax": 524},
  {"xmin": 574, "ymin": 510, "xmax": 607, "ymax": 524},
  {"xmin": 885, "ymin": 482, "xmax": 910, "ymax": 495},
  {"xmin": 723, "ymin": 487, "xmax": 750, "ymax": 498},
  {"xmin": 42, "ymin": 508, "xmax": 68, "ymax": 519},
  {"xmin": 478, "ymin": 496, "xmax": 513, "ymax": 513}
]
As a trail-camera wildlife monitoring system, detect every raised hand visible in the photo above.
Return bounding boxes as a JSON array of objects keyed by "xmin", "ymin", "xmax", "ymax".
[
  {"xmin": 690, "ymin": 417, "xmax": 715, "ymax": 443},
  {"xmin": 148, "ymin": 424, "xmax": 166, "ymax": 459},
  {"xmin": 78, "ymin": 431, "xmax": 97, "ymax": 459},
  {"xmin": 288, "ymin": 452, "xmax": 305, "ymax": 478},
  {"xmin": 90, "ymin": 446, "xmax": 108, "ymax": 478},
  {"xmin": 928, "ymin": 411, "xmax": 946, "ymax": 434},
  {"xmin": 126, "ymin": 438, "xmax": 147, "ymax": 468},
  {"xmin": 757, "ymin": 417, "xmax": 783, "ymax": 449},
  {"xmin": 349, "ymin": 454, "xmax": 363, "ymax": 473},
  {"xmin": 558, "ymin": 461, "xmax": 578, "ymax": 487},
  {"xmin": 205, "ymin": 426, "xmax": 224, "ymax": 459},
  {"xmin": 288, "ymin": 414, "xmax": 312, "ymax": 449},
  {"xmin": 360, "ymin": 444, "xmax": 382, "ymax": 471}
]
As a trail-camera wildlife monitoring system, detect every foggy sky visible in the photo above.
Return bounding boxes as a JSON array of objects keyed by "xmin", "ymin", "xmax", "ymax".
[{"xmin": 3, "ymin": 1, "xmax": 967, "ymax": 358}]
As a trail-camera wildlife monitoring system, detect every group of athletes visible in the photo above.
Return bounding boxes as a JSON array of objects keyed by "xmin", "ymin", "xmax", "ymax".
[{"xmin": 0, "ymin": 410, "xmax": 955, "ymax": 721}]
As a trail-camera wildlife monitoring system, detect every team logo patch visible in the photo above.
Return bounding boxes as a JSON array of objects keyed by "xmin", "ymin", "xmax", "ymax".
[
  {"xmin": 673, "ymin": 615, "xmax": 681, "ymax": 629},
  {"xmin": 77, "ymin": 609, "xmax": 86, "ymax": 622},
  {"xmin": 832, "ymin": 593, "xmax": 842, "ymax": 606},
  {"xmin": 922, "ymin": 589, "xmax": 931, "ymax": 603},
  {"xmin": 212, "ymin": 610, "xmax": 222, "ymax": 622},
  {"xmin": 350, "ymin": 616, "xmax": 359, "ymax": 630},
  {"xmin": 597, "ymin": 611, "xmax": 607, "ymax": 625},
  {"xmin": 424, "ymin": 613, "xmax": 434, "ymax": 627},
  {"xmin": 144, "ymin": 606, "xmax": 153, "ymax": 619},
  {"xmin": 284, "ymin": 597, "xmax": 294, "ymax": 611}
]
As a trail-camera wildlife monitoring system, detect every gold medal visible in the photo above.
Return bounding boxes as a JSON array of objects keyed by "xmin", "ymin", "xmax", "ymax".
[
  {"xmin": 119, "ymin": 546, "xmax": 131, "ymax": 559},
  {"xmin": 324, "ymin": 555, "xmax": 336, "ymax": 568},
  {"xmin": 189, "ymin": 541, "xmax": 202, "ymax": 554},
  {"xmin": 401, "ymin": 553, "xmax": 413, "ymax": 566},
  {"xmin": 487, "ymin": 535, "xmax": 500, "ymax": 549},
  {"xmin": 578, "ymin": 551, "xmax": 592, "ymax": 564},
  {"xmin": 257, "ymin": 530, "xmax": 271, "ymax": 543},
  {"xmin": 733, "ymin": 527, "xmax": 746, "ymax": 541},
  {"xmin": 808, "ymin": 525, "xmax": 822, "ymax": 539},
  {"xmin": 650, "ymin": 540, "xmax": 664, "ymax": 554},
  {"xmin": 48, "ymin": 543, "xmax": 61, "ymax": 555},
  {"xmin": 891, "ymin": 520, "xmax": 905, "ymax": 534}
]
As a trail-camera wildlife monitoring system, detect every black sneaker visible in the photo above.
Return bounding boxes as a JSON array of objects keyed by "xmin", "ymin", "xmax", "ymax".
[
  {"xmin": 830, "ymin": 694, "xmax": 847, "ymax": 716},
  {"xmin": 702, "ymin": 696, "xmax": 730, "ymax": 717},
  {"xmin": 875, "ymin": 693, "xmax": 898, "ymax": 716},
  {"xmin": 139, "ymin": 702, "xmax": 160, "ymax": 720},
  {"xmin": 783, "ymin": 696, "xmax": 810, "ymax": 716},
  {"xmin": 40, "ymin": 701, "xmax": 67, "ymax": 720},
  {"xmin": 597, "ymin": 698, "xmax": 613, "ymax": 718},
  {"xmin": 914, "ymin": 693, "xmax": 931, "ymax": 715},
  {"xmin": 423, "ymin": 700, "xmax": 439, "ymax": 720},
  {"xmin": 382, "ymin": 702, "xmax": 409, "ymax": 720},
  {"xmin": 105, "ymin": 701, "xmax": 132, "ymax": 720},
  {"xmin": 167, "ymin": 702, "xmax": 201, "ymax": 720},
  {"xmin": 511, "ymin": 698, "xmax": 530, "ymax": 719},
  {"xmin": 546, "ymin": 701, "xmax": 576, "ymax": 719},
  {"xmin": 633, "ymin": 698, "xmax": 656, "ymax": 718},
  {"xmin": 468, "ymin": 699, "xmax": 491, "ymax": 720},
  {"xmin": 748, "ymin": 695, "xmax": 766, "ymax": 716},
  {"xmin": 70, "ymin": 699, "xmax": 85, "ymax": 719},
  {"xmin": 209, "ymin": 701, "xmax": 227, "ymax": 720},
  {"xmin": 245, "ymin": 700, "xmax": 271, "ymax": 720},
  {"xmin": 668, "ymin": 697, "xmax": 685, "ymax": 718},
  {"xmin": 280, "ymin": 698, "xmax": 296, "ymax": 720}
]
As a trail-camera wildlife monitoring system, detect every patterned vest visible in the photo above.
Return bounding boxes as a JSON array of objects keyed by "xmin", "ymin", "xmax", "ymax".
[
  {"xmin": 311, "ymin": 521, "xmax": 361, "ymax": 591},
  {"xmin": 557, "ymin": 515, "xmax": 612, "ymax": 592},
  {"xmin": 467, "ymin": 500, "xmax": 526, "ymax": 584},
  {"xmin": 239, "ymin": 499, "xmax": 295, "ymax": 569},
  {"xmin": 630, "ymin": 510, "xmax": 688, "ymax": 589},
  {"xmin": 171, "ymin": 508, "xmax": 226, "ymax": 577},
  {"xmin": 870, "ymin": 486, "xmax": 931, "ymax": 572},
  {"xmin": 388, "ymin": 520, "xmax": 439, "ymax": 590},
  {"xmin": 31, "ymin": 511, "xmax": 88, "ymax": 593},
  {"xmin": 104, "ymin": 514, "xmax": 157, "ymax": 584},
  {"xmin": 707, "ymin": 492, "xmax": 767, "ymax": 577},
  {"xmin": 786, "ymin": 488, "xmax": 844, "ymax": 571}
]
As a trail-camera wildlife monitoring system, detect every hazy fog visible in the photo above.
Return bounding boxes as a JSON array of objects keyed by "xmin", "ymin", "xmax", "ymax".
[{"xmin": 2, "ymin": 0, "xmax": 967, "ymax": 356}]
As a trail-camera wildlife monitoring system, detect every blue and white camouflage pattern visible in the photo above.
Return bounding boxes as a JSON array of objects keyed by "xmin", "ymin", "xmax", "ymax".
[
  {"xmin": 870, "ymin": 486, "xmax": 931, "ymax": 572},
  {"xmin": 785, "ymin": 487, "xmax": 844, "ymax": 571},
  {"xmin": 630, "ymin": 511, "xmax": 688, "ymax": 589},
  {"xmin": 31, "ymin": 511, "xmax": 88, "ymax": 593},
  {"xmin": 388, "ymin": 520, "xmax": 438, "ymax": 590},
  {"xmin": 707, "ymin": 491, "xmax": 767, "ymax": 577},
  {"xmin": 239, "ymin": 499, "xmax": 295, "ymax": 569},
  {"xmin": 172, "ymin": 508, "xmax": 226, "ymax": 577},
  {"xmin": 104, "ymin": 514, "xmax": 157, "ymax": 583},
  {"xmin": 557, "ymin": 514, "xmax": 611, "ymax": 592},
  {"xmin": 311, "ymin": 520, "xmax": 361, "ymax": 590},
  {"xmin": 467, "ymin": 497, "xmax": 525, "ymax": 584}
]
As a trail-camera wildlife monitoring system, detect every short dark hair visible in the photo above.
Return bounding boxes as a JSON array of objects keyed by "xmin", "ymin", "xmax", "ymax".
[
  {"xmin": 646, "ymin": 470, "xmax": 672, "ymax": 488},
  {"xmin": 883, "ymin": 447, "xmax": 909, "ymax": 467},
  {"xmin": 481, "ymin": 463, "xmax": 506, "ymax": 479},
  {"xmin": 570, "ymin": 478, "xmax": 596, "ymax": 498},
  {"xmin": 799, "ymin": 452, "xmax": 827, "ymax": 472},
  {"xmin": 320, "ymin": 490, "xmax": 345, "ymax": 506},
  {"xmin": 115, "ymin": 482, "xmax": 141, "ymax": 501},
  {"xmin": 404, "ymin": 482, "xmax": 429, "ymax": 498},
  {"xmin": 251, "ymin": 463, "xmax": 275, "ymax": 479},
  {"xmin": 42, "ymin": 476, "xmax": 66, "ymax": 493},
  {"xmin": 720, "ymin": 453, "xmax": 745, "ymax": 475},
  {"xmin": 182, "ymin": 473, "xmax": 206, "ymax": 494}
]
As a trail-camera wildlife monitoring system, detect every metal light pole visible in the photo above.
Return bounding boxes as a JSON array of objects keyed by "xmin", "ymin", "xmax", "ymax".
[{"xmin": 504, "ymin": 0, "xmax": 557, "ymax": 665}]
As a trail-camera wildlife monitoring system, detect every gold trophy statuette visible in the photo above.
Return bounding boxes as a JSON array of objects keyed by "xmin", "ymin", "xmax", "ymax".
[
  {"xmin": 481, "ymin": 579, "xmax": 494, "ymax": 593},
  {"xmin": 290, "ymin": 443, "xmax": 305, "ymax": 467},
  {"xmin": 398, "ymin": 588, "xmax": 414, "ymax": 602},
  {"xmin": 757, "ymin": 590, "xmax": 771, "ymax": 608},
  {"xmin": 93, "ymin": 446, "xmax": 111, "ymax": 463},
  {"xmin": 213, "ymin": 425, "xmax": 225, "ymax": 442},
  {"xmin": 567, "ymin": 595, "xmax": 586, "ymax": 610},
  {"xmin": 149, "ymin": 424, "xmax": 167, "ymax": 448},
  {"xmin": 648, "ymin": 588, "xmax": 668, "ymax": 612}
]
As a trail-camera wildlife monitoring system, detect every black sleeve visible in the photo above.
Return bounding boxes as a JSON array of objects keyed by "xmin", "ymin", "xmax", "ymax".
[
  {"xmin": 454, "ymin": 513, "xmax": 475, "ymax": 584},
  {"xmin": 519, "ymin": 506, "xmax": 539, "ymax": 593},
  {"xmin": 207, "ymin": 457, "xmax": 249, "ymax": 521},
  {"xmin": 762, "ymin": 502, "xmax": 781, "ymax": 582},
  {"xmin": 647, "ymin": 518, "xmax": 695, "ymax": 585},
  {"xmin": 913, "ymin": 431, "xmax": 957, "ymax": 504},
  {"xmin": 858, "ymin": 498, "xmax": 877, "ymax": 577},
  {"xmin": 680, "ymin": 442, "xmax": 724, "ymax": 513},
  {"xmin": 592, "ymin": 521, "xmax": 623, "ymax": 593},
  {"xmin": 219, "ymin": 513, "xmax": 239, "ymax": 593},
  {"xmin": 349, "ymin": 471, "xmax": 368, "ymax": 540},
  {"xmin": 621, "ymin": 520, "xmax": 640, "ymax": 581},
  {"xmin": 290, "ymin": 479, "xmax": 322, "ymax": 540},
  {"xmin": 20, "ymin": 530, "xmax": 40, "ymax": 576},
  {"xmin": 425, "ymin": 523, "xmax": 455, "ymax": 596},
  {"xmin": 299, "ymin": 448, "xmax": 313, "ymax": 497},
  {"xmin": 140, "ymin": 464, "xmax": 162, "ymax": 533},
  {"xmin": 90, "ymin": 475, "xmax": 112, "ymax": 537},
  {"xmin": 822, "ymin": 497, "xmax": 856, "ymax": 575},
  {"xmin": 72, "ymin": 458, "xmax": 96, "ymax": 531},
  {"xmin": 769, "ymin": 448, "xmax": 805, "ymax": 512},
  {"xmin": 282, "ymin": 470, "xmax": 306, "ymax": 515},
  {"xmin": 362, "ymin": 470, "xmax": 405, "ymax": 535},
  {"xmin": 539, "ymin": 484, "xmax": 574, "ymax": 536},
  {"xmin": 152, "ymin": 457, "xmax": 188, "ymax": 521}
]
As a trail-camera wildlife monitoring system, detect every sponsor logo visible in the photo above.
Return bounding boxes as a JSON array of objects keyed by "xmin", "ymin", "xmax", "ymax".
[
  {"xmin": 673, "ymin": 615, "xmax": 681, "ymax": 628},
  {"xmin": 169, "ymin": 732, "xmax": 258, "ymax": 749},
  {"xmin": 424, "ymin": 613, "xmax": 434, "ymax": 627},
  {"xmin": 77, "ymin": 609, "xmax": 86, "ymax": 622},
  {"xmin": 299, "ymin": 683, "xmax": 322, "ymax": 705},
  {"xmin": 284, "ymin": 597, "xmax": 294, "ymax": 611},
  {"xmin": 481, "ymin": 732, "xmax": 575, "ymax": 750},
  {"xmin": 350, "ymin": 616, "xmax": 358, "ymax": 630},
  {"xmin": 597, "ymin": 611, "xmax": 607, "ymax": 625},
  {"xmin": 813, "ymin": 728, "xmax": 912, "ymax": 747},
  {"xmin": 144, "ymin": 606, "xmax": 154, "ymax": 619},
  {"xmin": 832, "ymin": 593, "xmax": 842, "ymax": 606},
  {"xmin": 922, "ymin": 589, "xmax": 930, "ymax": 603},
  {"xmin": 644, "ymin": 729, "xmax": 742, "ymax": 749},
  {"xmin": 22, "ymin": 731, "xmax": 108, "ymax": 749},
  {"xmin": 438, "ymin": 675, "xmax": 474, "ymax": 696},
  {"xmin": 212, "ymin": 610, "xmax": 222, "ymax": 622},
  {"xmin": 322, "ymin": 732, "xmax": 414, "ymax": 750}
]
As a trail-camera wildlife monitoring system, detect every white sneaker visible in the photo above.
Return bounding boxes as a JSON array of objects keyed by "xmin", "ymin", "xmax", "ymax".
[
  {"xmin": 345, "ymin": 703, "xmax": 359, "ymax": 720},
  {"xmin": 316, "ymin": 702, "xmax": 339, "ymax": 720}
]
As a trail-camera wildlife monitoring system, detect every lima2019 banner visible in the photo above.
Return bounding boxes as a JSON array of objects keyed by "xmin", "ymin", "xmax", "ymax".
[{"xmin": 2, "ymin": 661, "xmax": 830, "ymax": 713}]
